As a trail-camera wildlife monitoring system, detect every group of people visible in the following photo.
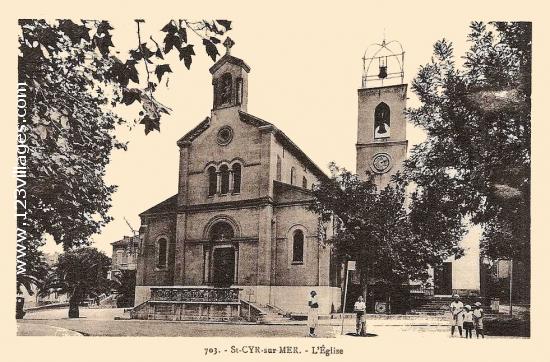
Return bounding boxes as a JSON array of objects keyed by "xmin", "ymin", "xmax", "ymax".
[
  {"xmin": 307, "ymin": 291, "xmax": 367, "ymax": 337},
  {"xmin": 307, "ymin": 291, "xmax": 485, "ymax": 338},
  {"xmin": 450, "ymin": 294, "xmax": 485, "ymax": 338}
]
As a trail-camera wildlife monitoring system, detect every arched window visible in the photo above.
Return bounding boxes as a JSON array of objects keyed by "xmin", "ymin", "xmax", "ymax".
[
  {"xmin": 235, "ymin": 77, "xmax": 243, "ymax": 105},
  {"xmin": 302, "ymin": 176, "xmax": 308, "ymax": 189},
  {"xmin": 219, "ymin": 73, "xmax": 232, "ymax": 105},
  {"xmin": 232, "ymin": 163, "xmax": 242, "ymax": 194},
  {"xmin": 290, "ymin": 167, "xmax": 296, "ymax": 185},
  {"xmin": 374, "ymin": 102, "xmax": 391, "ymax": 138},
  {"xmin": 210, "ymin": 222, "xmax": 235, "ymax": 241},
  {"xmin": 157, "ymin": 238, "xmax": 168, "ymax": 268},
  {"xmin": 276, "ymin": 155, "xmax": 282, "ymax": 181},
  {"xmin": 208, "ymin": 166, "xmax": 217, "ymax": 196},
  {"xmin": 220, "ymin": 165, "xmax": 230, "ymax": 194},
  {"xmin": 292, "ymin": 230, "xmax": 304, "ymax": 263}
]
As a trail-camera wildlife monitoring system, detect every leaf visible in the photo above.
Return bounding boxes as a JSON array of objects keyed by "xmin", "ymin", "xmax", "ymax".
[
  {"xmin": 216, "ymin": 20, "xmax": 232, "ymax": 31},
  {"xmin": 161, "ymin": 21, "xmax": 177, "ymax": 33},
  {"xmin": 96, "ymin": 21, "xmax": 113, "ymax": 36},
  {"xmin": 121, "ymin": 88, "xmax": 142, "ymax": 105},
  {"xmin": 154, "ymin": 64, "xmax": 172, "ymax": 82},
  {"xmin": 140, "ymin": 115, "xmax": 160, "ymax": 135},
  {"xmin": 202, "ymin": 38, "xmax": 219, "ymax": 61},
  {"xmin": 178, "ymin": 44, "xmax": 195, "ymax": 69},
  {"xmin": 94, "ymin": 33, "xmax": 114, "ymax": 56},
  {"xmin": 57, "ymin": 20, "xmax": 90, "ymax": 44},
  {"xmin": 210, "ymin": 37, "xmax": 221, "ymax": 44},
  {"xmin": 163, "ymin": 32, "xmax": 181, "ymax": 54},
  {"xmin": 125, "ymin": 60, "xmax": 139, "ymax": 85},
  {"xmin": 177, "ymin": 27, "xmax": 187, "ymax": 44}
]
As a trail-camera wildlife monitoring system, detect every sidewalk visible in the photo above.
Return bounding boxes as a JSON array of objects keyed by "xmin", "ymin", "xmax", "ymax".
[{"xmin": 17, "ymin": 323, "xmax": 82, "ymax": 336}]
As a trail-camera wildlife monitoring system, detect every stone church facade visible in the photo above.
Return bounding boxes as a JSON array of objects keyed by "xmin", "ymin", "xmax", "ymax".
[{"xmin": 135, "ymin": 42, "xmax": 341, "ymax": 315}]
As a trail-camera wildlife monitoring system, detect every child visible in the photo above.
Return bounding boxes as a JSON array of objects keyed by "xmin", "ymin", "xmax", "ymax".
[
  {"xmin": 473, "ymin": 302, "xmax": 484, "ymax": 338},
  {"xmin": 462, "ymin": 305, "xmax": 474, "ymax": 338}
]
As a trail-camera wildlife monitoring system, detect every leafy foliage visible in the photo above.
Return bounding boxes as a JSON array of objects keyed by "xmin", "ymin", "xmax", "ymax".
[
  {"xmin": 18, "ymin": 19, "xmax": 232, "ymax": 255},
  {"xmin": 16, "ymin": 246, "xmax": 50, "ymax": 296},
  {"xmin": 39, "ymin": 247, "xmax": 111, "ymax": 317},
  {"xmin": 110, "ymin": 269, "xmax": 137, "ymax": 307},
  {"xmin": 310, "ymin": 164, "xmax": 464, "ymax": 288},
  {"xmin": 17, "ymin": 18, "xmax": 232, "ymax": 294},
  {"xmin": 405, "ymin": 22, "xmax": 531, "ymax": 265}
]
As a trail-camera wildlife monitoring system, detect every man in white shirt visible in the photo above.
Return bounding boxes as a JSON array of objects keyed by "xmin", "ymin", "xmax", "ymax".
[
  {"xmin": 354, "ymin": 295, "xmax": 367, "ymax": 336},
  {"xmin": 450, "ymin": 294, "xmax": 464, "ymax": 337},
  {"xmin": 307, "ymin": 290, "xmax": 319, "ymax": 337}
]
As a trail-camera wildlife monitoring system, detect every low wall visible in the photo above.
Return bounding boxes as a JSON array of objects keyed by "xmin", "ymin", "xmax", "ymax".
[
  {"xmin": 135, "ymin": 285, "xmax": 342, "ymax": 315},
  {"xmin": 131, "ymin": 286, "xmax": 241, "ymax": 321}
]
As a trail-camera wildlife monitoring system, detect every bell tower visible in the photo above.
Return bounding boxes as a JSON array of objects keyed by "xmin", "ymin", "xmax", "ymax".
[
  {"xmin": 209, "ymin": 37, "xmax": 250, "ymax": 113},
  {"xmin": 356, "ymin": 39, "xmax": 408, "ymax": 188}
]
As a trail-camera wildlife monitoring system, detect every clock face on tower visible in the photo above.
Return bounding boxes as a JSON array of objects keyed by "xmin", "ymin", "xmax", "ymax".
[{"xmin": 371, "ymin": 153, "xmax": 392, "ymax": 173}]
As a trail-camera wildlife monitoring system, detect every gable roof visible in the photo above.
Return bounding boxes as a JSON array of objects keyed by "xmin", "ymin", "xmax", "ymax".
[
  {"xmin": 139, "ymin": 194, "xmax": 177, "ymax": 217},
  {"xmin": 177, "ymin": 117, "xmax": 211, "ymax": 146},
  {"xmin": 176, "ymin": 111, "xmax": 328, "ymax": 182},
  {"xmin": 239, "ymin": 111, "xmax": 329, "ymax": 182},
  {"xmin": 209, "ymin": 54, "xmax": 251, "ymax": 74}
]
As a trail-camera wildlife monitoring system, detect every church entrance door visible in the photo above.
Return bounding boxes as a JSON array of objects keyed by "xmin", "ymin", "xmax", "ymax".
[{"xmin": 212, "ymin": 246, "xmax": 235, "ymax": 287}]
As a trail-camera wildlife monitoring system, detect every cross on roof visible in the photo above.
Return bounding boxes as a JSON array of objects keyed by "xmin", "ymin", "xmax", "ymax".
[{"xmin": 223, "ymin": 37, "xmax": 235, "ymax": 55}]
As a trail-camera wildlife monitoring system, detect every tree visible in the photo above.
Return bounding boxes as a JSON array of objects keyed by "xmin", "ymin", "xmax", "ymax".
[
  {"xmin": 310, "ymin": 164, "xmax": 464, "ymax": 299},
  {"xmin": 39, "ymin": 247, "xmax": 111, "ymax": 318},
  {"xmin": 405, "ymin": 22, "xmax": 531, "ymax": 269},
  {"xmin": 17, "ymin": 19, "xmax": 232, "ymax": 292},
  {"xmin": 110, "ymin": 269, "xmax": 137, "ymax": 308}
]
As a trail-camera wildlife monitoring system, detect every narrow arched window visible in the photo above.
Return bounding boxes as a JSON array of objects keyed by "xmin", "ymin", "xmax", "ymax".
[
  {"xmin": 157, "ymin": 238, "xmax": 168, "ymax": 268},
  {"xmin": 302, "ymin": 176, "xmax": 308, "ymax": 189},
  {"xmin": 290, "ymin": 167, "xmax": 296, "ymax": 185},
  {"xmin": 292, "ymin": 230, "xmax": 304, "ymax": 263},
  {"xmin": 235, "ymin": 77, "xmax": 243, "ymax": 105},
  {"xmin": 276, "ymin": 155, "xmax": 282, "ymax": 181},
  {"xmin": 208, "ymin": 166, "xmax": 217, "ymax": 196},
  {"xmin": 219, "ymin": 73, "xmax": 232, "ymax": 105},
  {"xmin": 374, "ymin": 102, "xmax": 391, "ymax": 138},
  {"xmin": 232, "ymin": 163, "xmax": 242, "ymax": 194},
  {"xmin": 220, "ymin": 165, "xmax": 230, "ymax": 194}
]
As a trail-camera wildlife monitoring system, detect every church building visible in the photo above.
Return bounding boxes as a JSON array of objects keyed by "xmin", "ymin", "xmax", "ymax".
[
  {"xmin": 134, "ymin": 39, "xmax": 341, "ymax": 315},
  {"xmin": 134, "ymin": 38, "xmax": 483, "ymax": 319}
]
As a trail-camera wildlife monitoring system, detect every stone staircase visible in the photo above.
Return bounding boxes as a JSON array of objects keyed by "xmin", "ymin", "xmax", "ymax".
[
  {"xmin": 261, "ymin": 304, "xmax": 292, "ymax": 323},
  {"xmin": 409, "ymin": 296, "xmax": 495, "ymax": 316},
  {"xmin": 240, "ymin": 301, "xmax": 292, "ymax": 324}
]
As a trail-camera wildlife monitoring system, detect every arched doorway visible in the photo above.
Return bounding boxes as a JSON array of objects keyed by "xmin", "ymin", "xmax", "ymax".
[{"xmin": 209, "ymin": 221, "xmax": 237, "ymax": 287}]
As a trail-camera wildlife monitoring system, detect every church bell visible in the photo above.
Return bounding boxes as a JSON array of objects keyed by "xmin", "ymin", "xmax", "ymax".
[{"xmin": 378, "ymin": 56, "xmax": 388, "ymax": 79}]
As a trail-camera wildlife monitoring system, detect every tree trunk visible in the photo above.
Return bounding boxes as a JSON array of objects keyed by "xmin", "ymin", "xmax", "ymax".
[{"xmin": 68, "ymin": 296, "xmax": 80, "ymax": 318}]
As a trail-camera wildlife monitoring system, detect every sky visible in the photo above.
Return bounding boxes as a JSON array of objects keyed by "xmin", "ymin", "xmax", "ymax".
[{"xmin": 42, "ymin": 15, "xmax": 476, "ymax": 255}]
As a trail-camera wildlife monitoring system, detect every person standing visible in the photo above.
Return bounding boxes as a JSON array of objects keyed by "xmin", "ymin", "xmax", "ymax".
[
  {"xmin": 473, "ymin": 302, "xmax": 485, "ymax": 338},
  {"xmin": 354, "ymin": 295, "xmax": 367, "ymax": 336},
  {"xmin": 307, "ymin": 290, "xmax": 319, "ymax": 337},
  {"xmin": 450, "ymin": 294, "xmax": 464, "ymax": 337},
  {"xmin": 462, "ymin": 305, "xmax": 475, "ymax": 338}
]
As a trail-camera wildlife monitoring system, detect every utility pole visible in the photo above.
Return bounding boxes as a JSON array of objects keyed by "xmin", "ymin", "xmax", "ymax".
[
  {"xmin": 340, "ymin": 260, "xmax": 356, "ymax": 335},
  {"xmin": 509, "ymin": 259, "xmax": 513, "ymax": 316}
]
